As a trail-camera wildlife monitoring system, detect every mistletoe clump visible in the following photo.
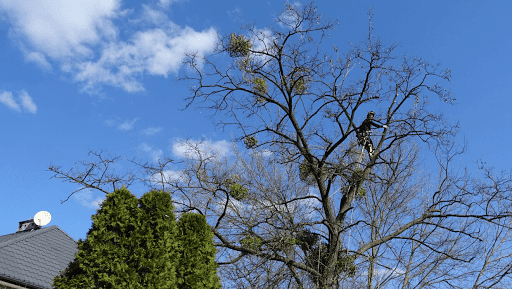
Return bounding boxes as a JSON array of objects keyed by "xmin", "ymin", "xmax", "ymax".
[
  {"xmin": 243, "ymin": 136, "xmax": 258, "ymax": 149},
  {"xmin": 229, "ymin": 183, "xmax": 248, "ymax": 200},
  {"xmin": 352, "ymin": 168, "xmax": 365, "ymax": 183},
  {"xmin": 358, "ymin": 187, "xmax": 366, "ymax": 197},
  {"xmin": 290, "ymin": 67, "xmax": 311, "ymax": 95},
  {"xmin": 299, "ymin": 159, "xmax": 327, "ymax": 185},
  {"xmin": 227, "ymin": 33, "xmax": 252, "ymax": 58},
  {"xmin": 252, "ymin": 77, "xmax": 268, "ymax": 96},
  {"xmin": 293, "ymin": 79, "xmax": 307, "ymax": 94},
  {"xmin": 240, "ymin": 236, "xmax": 263, "ymax": 250},
  {"xmin": 225, "ymin": 174, "xmax": 249, "ymax": 201},
  {"xmin": 296, "ymin": 229, "xmax": 356, "ymax": 284},
  {"xmin": 299, "ymin": 161, "xmax": 314, "ymax": 185}
]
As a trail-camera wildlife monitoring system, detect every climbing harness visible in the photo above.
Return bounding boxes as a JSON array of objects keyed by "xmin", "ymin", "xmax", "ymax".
[{"xmin": 356, "ymin": 130, "xmax": 375, "ymax": 164}]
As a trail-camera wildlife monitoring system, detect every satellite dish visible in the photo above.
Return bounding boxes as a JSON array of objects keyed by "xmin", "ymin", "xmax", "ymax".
[{"xmin": 33, "ymin": 211, "xmax": 51, "ymax": 226}]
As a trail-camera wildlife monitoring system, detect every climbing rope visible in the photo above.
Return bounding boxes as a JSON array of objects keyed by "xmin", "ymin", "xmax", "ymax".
[{"xmin": 347, "ymin": 202, "xmax": 354, "ymax": 253}]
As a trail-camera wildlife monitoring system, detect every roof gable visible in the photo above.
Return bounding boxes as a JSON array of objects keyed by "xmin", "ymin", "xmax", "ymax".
[{"xmin": 0, "ymin": 226, "xmax": 78, "ymax": 289}]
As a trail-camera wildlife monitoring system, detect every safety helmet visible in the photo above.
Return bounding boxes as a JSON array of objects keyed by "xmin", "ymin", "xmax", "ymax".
[{"xmin": 367, "ymin": 111, "xmax": 375, "ymax": 117}]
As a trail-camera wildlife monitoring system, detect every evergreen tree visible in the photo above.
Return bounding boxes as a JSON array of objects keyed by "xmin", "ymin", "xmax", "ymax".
[
  {"xmin": 53, "ymin": 187, "xmax": 143, "ymax": 288},
  {"xmin": 176, "ymin": 213, "xmax": 221, "ymax": 289},
  {"xmin": 137, "ymin": 190, "xmax": 180, "ymax": 288},
  {"xmin": 54, "ymin": 189, "xmax": 221, "ymax": 288}
]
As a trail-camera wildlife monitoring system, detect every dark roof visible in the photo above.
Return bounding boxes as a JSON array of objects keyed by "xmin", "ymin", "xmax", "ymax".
[{"xmin": 0, "ymin": 226, "xmax": 78, "ymax": 289}]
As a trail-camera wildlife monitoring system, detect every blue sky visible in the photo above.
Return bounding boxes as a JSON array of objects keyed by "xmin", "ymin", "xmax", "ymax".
[{"xmin": 1, "ymin": 0, "xmax": 511, "ymax": 246}]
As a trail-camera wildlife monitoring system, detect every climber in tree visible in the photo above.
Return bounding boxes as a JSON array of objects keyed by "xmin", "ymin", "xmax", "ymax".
[{"xmin": 356, "ymin": 111, "xmax": 388, "ymax": 157}]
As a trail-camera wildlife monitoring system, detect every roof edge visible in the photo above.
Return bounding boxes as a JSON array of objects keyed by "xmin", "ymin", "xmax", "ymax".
[
  {"xmin": 0, "ymin": 225, "xmax": 77, "ymax": 250},
  {"xmin": 0, "ymin": 276, "xmax": 42, "ymax": 289}
]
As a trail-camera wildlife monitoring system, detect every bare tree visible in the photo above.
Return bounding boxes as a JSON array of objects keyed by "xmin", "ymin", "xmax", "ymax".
[
  {"xmin": 49, "ymin": 2, "xmax": 512, "ymax": 288},
  {"xmin": 48, "ymin": 149, "xmax": 137, "ymax": 203}
]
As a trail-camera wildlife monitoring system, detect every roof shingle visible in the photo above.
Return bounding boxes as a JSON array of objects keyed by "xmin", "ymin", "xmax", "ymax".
[{"xmin": 0, "ymin": 226, "xmax": 78, "ymax": 289}]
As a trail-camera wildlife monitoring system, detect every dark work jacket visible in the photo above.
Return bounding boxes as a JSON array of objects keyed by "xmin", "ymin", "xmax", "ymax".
[{"xmin": 357, "ymin": 118, "xmax": 384, "ymax": 135}]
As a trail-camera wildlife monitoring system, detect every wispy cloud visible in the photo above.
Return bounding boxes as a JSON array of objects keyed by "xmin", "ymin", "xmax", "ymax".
[
  {"xmin": 227, "ymin": 6, "xmax": 243, "ymax": 22},
  {"xmin": 19, "ymin": 91, "xmax": 37, "ymax": 113},
  {"xmin": 158, "ymin": 0, "xmax": 182, "ymax": 10},
  {"xmin": 25, "ymin": 51, "xmax": 51, "ymax": 70},
  {"xmin": 150, "ymin": 170, "xmax": 184, "ymax": 189},
  {"xmin": 104, "ymin": 119, "xmax": 116, "ymax": 127},
  {"xmin": 0, "ymin": 90, "xmax": 37, "ymax": 114},
  {"xmin": 0, "ymin": 0, "xmax": 218, "ymax": 94},
  {"xmin": 172, "ymin": 139, "xmax": 231, "ymax": 159},
  {"xmin": 73, "ymin": 26, "xmax": 217, "ymax": 93},
  {"xmin": 254, "ymin": 149, "xmax": 273, "ymax": 157},
  {"xmin": 140, "ymin": 142, "xmax": 164, "ymax": 162},
  {"xmin": 277, "ymin": 2, "xmax": 303, "ymax": 29},
  {"xmin": 73, "ymin": 189, "xmax": 105, "ymax": 209},
  {"xmin": 250, "ymin": 28, "xmax": 276, "ymax": 64},
  {"xmin": 140, "ymin": 4, "xmax": 170, "ymax": 26},
  {"xmin": 0, "ymin": 91, "xmax": 20, "ymax": 112},
  {"xmin": 117, "ymin": 118, "xmax": 139, "ymax": 131},
  {"xmin": 361, "ymin": 267, "xmax": 405, "ymax": 278},
  {"xmin": 104, "ymin": 117, "xmax": 140, "ymax": 131},
  {"xmin": 140, "ymin": 127, "xmax": 163, "ymax": 136}
]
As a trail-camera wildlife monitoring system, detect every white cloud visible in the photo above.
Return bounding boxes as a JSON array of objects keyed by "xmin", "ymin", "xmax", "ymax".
[
  {"xmin": 140, "ymin": 142, "xmax": 164, "ymax": 162},
  {"xmin": 255, "ymin": 188, "xmax": 319, "ymax": 220},
  {"xmin": 73, "ymin": 26, "xmax": 218, "ymax": 93},
  {"xmin": 227, "ymin": 6, "xmax": 242, "ymax": 22},
  {"xmin": 250, "ymin": 28, "xmax": 276, "ymax": 64},
  {"xmin": 0, "ymin": 0, "xmax": 120, "ymax": 59},
  {"xmin": 25, "ymin": 51, "xmax": 51, "ymax": 70},
  {"xmin": 73, "ymin": 189, "xmax": 105, "ymax": 209},
  {"xmin": 255, "ymin": 149, "xmax": 273, "ymax": 157},
  {"xmin": 277, "ymin": 2, "xmax": 302, "ymax": 30},
  {"xmin": 141, "ymin": 5, "xmax": 170, "ymax": 26},
  {"xmin": 361, "ymin": 267, "xmax": 405, "ymax": 278},
  {"xmin": 117, "ymin": 118, "xmax": 138, "ymax": 131},
  {"xmin": 172, "ymin": 139, "xmax": 231, "ymax": 159},
  {"xmin": 149, "ymin": 170, "xmax": 187, "ymax": 195},
  {"xmin": 140, "ymin": 127, "xmax": 163, "ymax": 136},
  {"xmin": 105, "ymin": 117, "xmax": 141, "ymax": 132},
  {"xmin": 104, "ymin": 119, "xmax": 116, "ymax": 127},
  {"xmin": 0, "ymin": 90, "xmax": 37, "ymax": 114},
  {"xmin": 158, "ymin": 0, "xmax": 181, "ymax": 9},
  {"xmin": 150, "ymin": 169, "xmax": 183, "ymax": 185},
  {"xmin": 0, "ymin": 0, "xmax": 218, "ymax": 94},
  {"xmin": 19, "ymin": 91, "xmax": 37, "ymax": 113},
  {"xmin": 0, "ymin": 91, "xmax": 21, "ymax": 112}
]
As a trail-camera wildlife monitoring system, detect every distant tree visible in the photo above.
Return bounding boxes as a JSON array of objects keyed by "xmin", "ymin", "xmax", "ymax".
[
  {"xmin": 176, "ymin": 213, "xmax": 221, "ymax": 289},
  {"xmin": 53, "ymin": 189, "xmax": 220, "ymax": 289}
]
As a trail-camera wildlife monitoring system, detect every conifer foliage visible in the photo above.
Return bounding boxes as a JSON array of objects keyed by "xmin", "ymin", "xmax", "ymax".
[
  {"xmin": 176, "ymin": 213, "xmax": 220, "ymax": 289},
  {"xmin": 53, "ymin": 188, "xmax": 220, "ymax": 289},
  {"xmin": 137, "ymin": 190, "xmax": 180, "ymax": 288}
]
